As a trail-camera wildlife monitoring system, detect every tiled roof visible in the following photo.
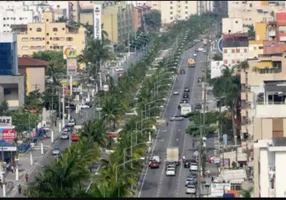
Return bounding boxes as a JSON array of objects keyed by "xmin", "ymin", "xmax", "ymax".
[{"xmin": 18, "ymin": 57, "xmax": 49, "ymax": 67}]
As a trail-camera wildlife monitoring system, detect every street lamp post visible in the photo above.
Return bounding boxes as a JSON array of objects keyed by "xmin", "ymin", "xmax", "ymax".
[
  {"xmin": 123, "ymin": 142, "xmax": 146, "ymax": 169},
  {"xmin": 115, "ymin": 157, "xmax": 145, "ymax": 197},
  {"xmin": 144, "ymin": 99, "xmax": 163, "ymax": 118}
]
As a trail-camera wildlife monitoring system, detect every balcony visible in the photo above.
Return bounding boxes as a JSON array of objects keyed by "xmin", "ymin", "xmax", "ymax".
[{"xmin": 256, "ymin": 103, "xmax": 286, "ymax": 118}]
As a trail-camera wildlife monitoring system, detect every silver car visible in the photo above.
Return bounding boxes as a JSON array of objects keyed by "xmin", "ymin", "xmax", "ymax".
[
  {"xmin": 52, "ymin": 148, "xmax": 60, "ymax": 155},
  {"xmin": 60, "ymin": 132, "xmax": 69, "ymax": 140},
  {"xmin": 170, "ymin": 116, "xmax": 184, "ymax": 121}
]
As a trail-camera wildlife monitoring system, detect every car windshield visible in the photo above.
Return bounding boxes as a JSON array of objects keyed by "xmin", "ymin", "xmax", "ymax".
[
  {"xmin": 167, "ymin": 168, "xmax": 174, "ymax": 171},
  {"xmin": 54, "ymin": 148, "xmax": 60, "ymax": 151},
  {"xmin": 187, "ymin": 185, "xmax": 195, "ymax": 188}
]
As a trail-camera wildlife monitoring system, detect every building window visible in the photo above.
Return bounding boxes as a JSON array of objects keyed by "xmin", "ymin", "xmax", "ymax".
[
  {"xmin": 29, "ymin": 28, "xmax": 32, "ymax": 31},
  {"xmin": 30, "ymin": 46, "xmax": 35, "ymax": 50},
  {"xmin": 170, "ymin": 6, "xmax": 173, "ymax": 9},
  {"xmin": 62, "ymin": 28, "xmax": 65, "ymax": 31},
  {"xmin": 46, "ymin": 19, "xmax": 49, "ymax": 22},
  {"xmin": 259, "ymin": 46, "xmax": 263, "ymax": 49},
  {"xmin": 22, "ymin": 37, "xmax": 29, "ymax": 42},
  {"xmin": 36, "ymin": 28, "xmax": 42, "ymax": 32},
  {"xmin": 50, "ymin": 37, "xmax": 52, "ymax": 40},
  {"xmin": 35, "ymin": 37, "xmax": 42, "ymax": 41},
  {"xmin": 224, "ymin": 60, "xmax": 228, "ymax": 64},
  {"xmin": 170, "ymin": 1, "xmax": 173, "ymax": 4},
  {"xmin": 53, "ymin": 37, "xmax": 60, "ymax": 41},
  {"xmin": 224, "ymin": 49, "xmax": 227, "ymax": 53},
  {"xmin": 253, "ymin": 47, "xmax": 257, "ymax": 50},
  {"xmin": 236, "ymin": 49, "xmax": 240, "ymax": 53},
  {"xmin": 237, "ymin": 60, "xmax": 240, "ymax": 63},
  {"xmin": 66, "ymin": 37, "xmax": 73, "ymax": 41},
  {"xmin": 50, "ymin": 46, "xmax": 53, "ymax": 49},
  {"xmin": 60, "ymin": 46, "xmax": 64, "ymax": 49},
  {"xmin": 185, "ymin": 1, "xmax": 188, "ymax": 3},
  {"xmin": 185, "ymin": 11, "xmax": 188, "ymax": 14},
  {"xmin": 3, "ymin": 18, "xmax": 5, "ymax": 20},
  {"xmin": 60, "ymin": 37, "xmax": 65, "ymax": 41},
  {"xmin": 46, "ymin": 33, "xmax": 49, "ymax": 36},
  {"xmin": 22, "ymin": 46, "xmax": 29, "ymax": 50},
  {"xmin": 30, "ymin": 37, "xmax": 35, "ymax": 41},
  {"xmin": 185, "ymin": 6, "xmax": 188, "ymax": 9},
  {"xmin": 170, "ymin": 17, "xmax": 173, "ymax": 20},
  {"xmin": 170, "ymin": 11, "xmax": 173, "ymax": 15},
  {"xmin": 53, "ymin": 28, "xmax": 58, "ymax": 32},
  {"xmin": 232, "ymin": 60, "xmax": 235, "ymax": 64},
  {"xmin": 47, "ymin": 41, "xmax": 49, "ymax": 44},
  {"xmin": 36, "ymin": 46, "xmax": 42, "ymax": 50},
  {"xmin": 244, "ymin": 48, "xmax": 247, "ymax": 53},
  {"xmin": 232, "ymin": 49, "xmax": 235, "ymax": 53}
]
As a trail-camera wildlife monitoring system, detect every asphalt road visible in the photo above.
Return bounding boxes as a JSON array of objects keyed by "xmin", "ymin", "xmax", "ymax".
[{"xmin": 138, "ymin": 42, "xmax": 210, "ymax": 197}]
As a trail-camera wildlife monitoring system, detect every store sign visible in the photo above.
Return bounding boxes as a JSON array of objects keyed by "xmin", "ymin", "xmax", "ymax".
[
  {"xmin": 211, "ymin": 183, "xmax": 231, "ymax": 196},
  {"xmin": 63, "ymin": 46, "xmax": 77, "ymax": 59},
  {"xmin": 67, "ymin": 58, "xmax": 77, "ymax": 76},
  {"xmin": 2, "ymin": 129, "xmax": 16, "ymax": 141},
  {"xmin": 0, "ymin": 116, "xmax": 12, "ymax": 126},
  {"xmin": 93, "ymin": 4, "xmax": 102, "ymax": 40},
  {"xmin": 0, "ymin": 146, "xmax": 17, "ymax": 152}
]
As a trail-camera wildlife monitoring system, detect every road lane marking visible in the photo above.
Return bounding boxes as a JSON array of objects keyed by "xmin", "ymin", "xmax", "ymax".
[
  {"xmin": 176, "ymin": 47, "xmax": 204, "ymax": 197},
  {"xmin": 157, "ymin": 45, "xmax": 199, "ymax": 197}
]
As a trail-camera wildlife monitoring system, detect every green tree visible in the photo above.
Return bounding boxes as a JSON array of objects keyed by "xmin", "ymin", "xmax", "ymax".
[
  {"xmin": 144, "ymin": 10, "xmax": 161, "ymax": 31},
  {"xmin": 0, "ymin": 101, "xmax": 9, "ymax": 116},
  {"xmin": 25, "ymin": 90, "xmax": 43, "ymax": 110},
  {"xmin": 212, "ymin": 53, "xmax": 222, "ymax": 61},
  {"xmin": 9, "ymin": 109, "xmax": 40, "ymax": 133},
  {"xmin": 245, "ymin": 25, "xmax": 255, "ymax": 40},
  {"xmin": 240, "ymin": 187, "xmax": 253, "ymax": 198}
]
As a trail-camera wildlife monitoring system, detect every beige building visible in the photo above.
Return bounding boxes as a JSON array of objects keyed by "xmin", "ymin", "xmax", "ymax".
[
  {"xmin": 228, "ymin": 1, "xmax": 284, "ymax": 27},
  {"xmin": 240, "ymin": 53, "xmax": 286, "ymax": 141},
  {"xmin": 248, "ymin": 22, "xmax": 267, "ymax": 59},
  {"xmin": 12, "ymin": 11, "xmax": 86, "ymax": 57},
  {"xmin": 102, "ymin": 3, "xmax": 134, "ymax": 45},
  {"xmin": 222, "ymin": 18, "xmax": 245, "ymax": 34}
]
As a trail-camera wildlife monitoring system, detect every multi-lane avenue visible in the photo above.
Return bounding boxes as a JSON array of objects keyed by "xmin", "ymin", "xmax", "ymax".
[{"xmin": 139, "ymin": 42, "xmax": 209, "ymax": 197}]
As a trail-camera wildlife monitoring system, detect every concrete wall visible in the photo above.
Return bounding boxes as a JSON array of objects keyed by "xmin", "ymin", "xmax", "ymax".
[
  {"xmin": 275, "ymin": 152, "xmax": 286, "ymax": 197},
  {"xmin": 0, "ymin": 75, "xmax": 25, "ymax": 108}
]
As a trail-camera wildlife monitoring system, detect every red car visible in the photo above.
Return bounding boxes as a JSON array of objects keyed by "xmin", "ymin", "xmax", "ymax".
[{"xmin": 149, "ymin": 160, "xmax": 160, "ymax": 168}]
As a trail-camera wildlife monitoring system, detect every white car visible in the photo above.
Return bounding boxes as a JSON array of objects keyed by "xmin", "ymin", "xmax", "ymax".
[
  {"xmin": 166, "ymin": 167, "xmax": 176, "ymax": 176},
  {"xmin": 186, "ymin": 185, "xmax": 196, "ymax": 194},
  {"xmin": 60, "ymin": 132, "xmax": 69, "ymax": 140},
  {"xmin": 151, "ymin": 155, "xmax": 161, "ymax": 164},
  {"xmin": 190, "ymin": 162, "xmax": 198, "ymax": 171},
  {"xmin": 173, "ymin": 91, "xmax": 179, "ymax": 95},
  {"xmin": 95, "ymin": 107, "xmax": 102, "ymax": 111},
  {"xmin": 114, "ymin": 67, "xmax": 124, "ymax": 72},
  {"xmin": 78, "ymin": 104, "xmax": 90, "ymax": 110},
  {"xmin": 67, "ymin": 119, "xmax": 76, "ymax": 126},
  {"xmin": 52, "ymin": 148, "xmax": 60, "ymax": 155},
  {"xmin": 193, "ymin": 53, "xmax": 197, "ymax": 57}
]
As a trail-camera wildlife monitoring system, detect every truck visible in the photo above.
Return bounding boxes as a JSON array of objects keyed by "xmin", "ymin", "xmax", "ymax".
[
  {"xmin": 166, "ymin": 147, "xmax": 180, "ymax": 166},
  {"xmin": 188, "ymin": 58, "xmax": 195, "ymax": 68},
  {"xmin": 180, "ymin": 104, "xmax": 192, "ymax": 117}
]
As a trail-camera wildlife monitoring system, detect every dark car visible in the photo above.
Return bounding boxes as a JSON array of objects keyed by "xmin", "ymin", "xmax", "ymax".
[
  {"xmin": 65, "ymin": 104, "xmax": 76, "ymax": 110},
  {"xmin": 194, "ymin": 104, "xmax": 202, "ymax": 110},
  {"xmin": 180, "ymin": 69, "xmax": 186, "ymax": 74},
  {"xmin": 84, "ymin": 102, "xmax": 92, "ymax": 108},
  {"xmin": 181, "ymin": 99, "xmax": 189, "ymax": 103},
  {"xmin": 184, "ymin": 159, "xmax": 192, "ymax": 168},
  {"xmin": 184, "ymin": 87, "xmax": 190, "ymax": 92},
  {"xmin": 183, "ymin": 93, "xmax": 189, "ymax": 98}
]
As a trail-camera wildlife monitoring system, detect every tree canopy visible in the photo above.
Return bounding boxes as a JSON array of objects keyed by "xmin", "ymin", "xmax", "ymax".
[{"xmin": 144, "ymin": 10, "xmax": 161, "ymax": 31}]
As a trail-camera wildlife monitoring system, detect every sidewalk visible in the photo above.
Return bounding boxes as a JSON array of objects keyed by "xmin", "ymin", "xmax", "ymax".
[{"xmin": 0, "ymin": 125, "xmax": 61, "ymax": 197}]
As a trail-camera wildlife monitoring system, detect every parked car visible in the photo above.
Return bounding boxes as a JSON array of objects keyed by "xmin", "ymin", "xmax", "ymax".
[
  {"xmin": 84, "ymin": 102, "xmax": 92, "ymax": 108},
  {"xmin": 67, "ymin": 118, "xmax": 76, "ymax": 126},
  {"xmin": 184, "ymin": 159, "xmax": 192, "ymax": 168},
  {"xmin": 65, "ymin": 104, "xmax": 76, "ymax": 110},
  {"xmin": 170, "ymin": 115, "xmax": 184, "ymax": 121},
  {"xmin": 78, "ymin": 104, "xmax": 90, "ymax": 110},
  {"xmin": 60, "ymin": 132, "xmax": 69, "ymax": 140},
  {"xmin": 52, "ymin": 147, "xmax": 61, "ymax": 155},
  {"xmin": 173, "ymin": 91, "xmax": 179, "ymax": 95},
  {"xmin": 186, "ymin": 185, "xmax": 196, "ymax": 194},
  {"xmin": 95, "ymin": 107, "xmax": 102, "ymax": 111},
  {"xmin": 62, "ymin": 126, "xmax": 72, "ymax": 132},
  {"xmin": 183, "ymin": 93, "xmax": 189, "ymax": 98}
]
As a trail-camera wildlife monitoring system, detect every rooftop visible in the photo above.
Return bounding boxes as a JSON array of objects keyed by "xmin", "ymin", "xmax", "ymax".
[{"xmin": 18, "ymin": 57, "xmax": 49, "ymax": 67}]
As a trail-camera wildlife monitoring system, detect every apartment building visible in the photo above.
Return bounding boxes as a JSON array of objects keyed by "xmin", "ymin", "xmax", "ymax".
[
  {"xmin": 0, "ymin": 32, "xmax": 25, "ymax": 108},
  {"xmin": 228, "ymin": 1, "xmax": 284, "ymax": 27},
  {"xmin": 159, "ymin": 1, "xmax": 198, "ymax": 24},
  {"xmin": 222, "ymin": 33, "xmax": 249, "ymax": 67},
  {"xmin": 134, "ymin": 6, "xmax": 151, "ymax": 32},
  {"xmin": 248, "ymin": 22, "xmax": 267, "ymax": 59},
  {"xmin": 12, "ymin": 11, "xmax": 86, "ymax": 57},
  {"xmin": 222, "ymin": 17, "xmax": 244, "ymax": 34},
  {"xmin": 252, "ymin": 96, "xmax": 286, "ymax": 197},
  {"xmin": 102, "ymin": 3, "xmax": 134, "ymax": 45}
]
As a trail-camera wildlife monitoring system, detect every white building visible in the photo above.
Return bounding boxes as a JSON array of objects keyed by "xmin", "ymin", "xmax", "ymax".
[
  {"xmin": 210, "ymin": 61, "xmax": 224, "ymax": 79},
  {"xmin": 0, "ymin": 9, "xmax": 34, "ymax": 32},
  {"xmin": 222, "ymin": 18, "xmax": 245, "ymax": 34},
  {"xmin": 254, "ymin": 138, "xmax": 286, "ymax": 197}
]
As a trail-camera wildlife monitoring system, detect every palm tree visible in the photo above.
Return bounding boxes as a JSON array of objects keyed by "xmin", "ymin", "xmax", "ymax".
[
  {"xmin": 79, "ymin": 119, "xmax": 107, "ymax": 148},
  {"xmin": 239, "ymin": 187, "xmax": 253, "ymax": 198}
]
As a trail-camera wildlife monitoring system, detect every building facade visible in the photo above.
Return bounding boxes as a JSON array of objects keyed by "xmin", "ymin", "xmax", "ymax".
[
  {"xmin": 18, "ymin": 57, "xmax": 48, "ymax": 94},
  {"xmin": 0, "ymin": 32, "xmax": 24, "ymax": 108},
  {"xmin": 13, "ymin": 11, "xmax": 86, "ymax": 57},
  {"xmin": 102, "ymin": 2, "xmax": 134, "ymax": 45},
  {"xmin": 222, "ymin": 33, "xmax": 249, "ymax": 67},
  {"xmin": 248, "ymin": 22, "xmax": 267, "ymax": 59},
  {"xmin": 134, "ymin": 6, "xmax": 151, "ymax": 32},
  {"xmin": 222, "ymin": 18, "xmax": 244, "ymax": 34}
]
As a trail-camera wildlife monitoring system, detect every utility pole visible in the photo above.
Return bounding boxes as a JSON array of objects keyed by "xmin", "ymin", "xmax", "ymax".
[{"xmin": 197, "ymin": 36, "xmax": 210, "ymax": 197}]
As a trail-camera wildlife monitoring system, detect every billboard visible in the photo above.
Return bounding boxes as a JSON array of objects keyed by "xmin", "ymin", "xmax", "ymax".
[
  {"xmin": 211, "ymin": 183, "xmax": 231, "ymax": 197},
  {"xmin": 210, "ymin": 61, "xmax": 224, "ymax": 79},
  {"xmin": 67, "ymin": 58, "xmax": 77, "ymax": 76},
  {"xmin": 93, "ymin": 4, "xmax": 102, "ymax": 40},
  {"xmin": 0, "ymin": 116, "xmax": 12, "ymax": 127},
  {"xmin": 63, "ymin": 46, "xmax": 77, "ymax": 60},
  {"xmin": 0, "ymin": 128, "xmax": 16, "ymax": 141}
]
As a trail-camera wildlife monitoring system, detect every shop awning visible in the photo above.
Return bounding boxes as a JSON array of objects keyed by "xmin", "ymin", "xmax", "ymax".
[{"xmin": 255, "ymin": 61, "xmax": 273, "ymax": 69}]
